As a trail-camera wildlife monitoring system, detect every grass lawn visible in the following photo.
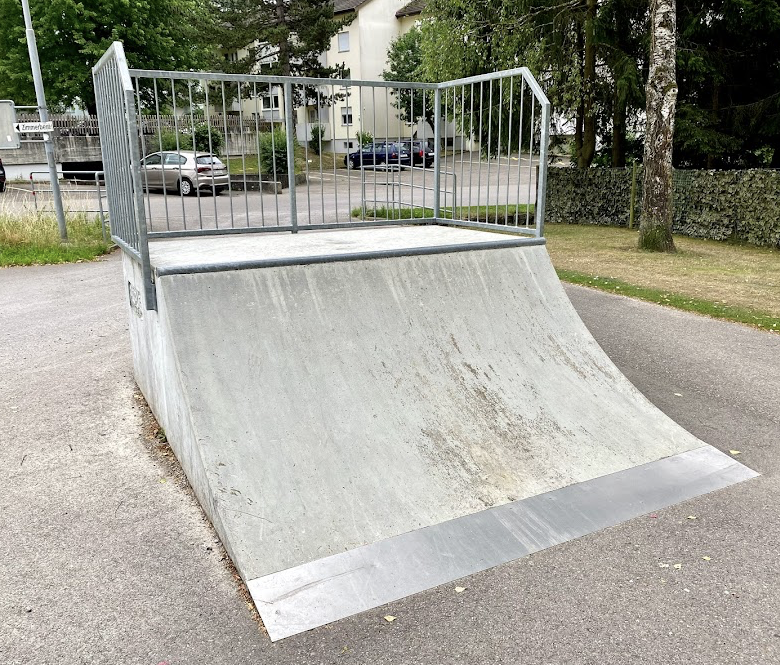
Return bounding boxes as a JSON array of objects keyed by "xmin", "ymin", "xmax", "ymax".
[
  {"xmin": 545, "ymin": 223, "xmax": 780, "ymax": 332},
  {"xmin": 354, "ymin": 204, "xmax": 533, "ymax": 223},
  {"xmin": 225, "ymin": 147, "xmax": 339, "ymax": 177},
  {"xmin": 0, "ymin": 211, "xmax": 113, "ymax": 267}
]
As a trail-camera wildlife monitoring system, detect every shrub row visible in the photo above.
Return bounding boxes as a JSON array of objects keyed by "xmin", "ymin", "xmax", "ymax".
[{"xmin": 546, "ymin": 167, "xmax": 780, "ymax": 248}]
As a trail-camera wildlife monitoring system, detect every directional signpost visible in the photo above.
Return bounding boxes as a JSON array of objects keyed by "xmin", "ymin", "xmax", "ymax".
[
  {"xmin": 21, "ymin": 0, "xmax": 67, "ymax": 241},
  {"xmin": 0, "ymin": 101, "xmax": 21, "ymax": 150},
  {"xmin": 14, "ymin": 120, "xmax": 54, "ymax": 134}
]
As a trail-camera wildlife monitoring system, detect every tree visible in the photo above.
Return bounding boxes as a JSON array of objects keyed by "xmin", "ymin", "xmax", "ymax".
[
  {"xmin": 418, "ymin": 0, "xmax": 648, "ymax": 168},
  {"xmin": 382, "ymin": 26, "xmax": 436, "ymax": 134},
  {"xmin": 675, "ymin": 0, "xmax": 780, "ymax": 168},
  {"xmin": 595, "ymin": 0, "xmax": 647, "ymax": 166},
  {"xmin": 639, "ymin": 0, "xmax": 677, "ymax": 251},
  {"xmin": 0, "ymin": 0, "xmax": 213, "ymax": 114},
  {"xmin": 215, "ymin": 0, "xmax": 353, "ymax": 79}
]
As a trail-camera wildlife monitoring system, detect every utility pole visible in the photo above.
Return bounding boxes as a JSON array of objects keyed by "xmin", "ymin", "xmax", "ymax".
[{"xmin": 21, "ymin": 0, "xmax": 67, "ymax": 241}]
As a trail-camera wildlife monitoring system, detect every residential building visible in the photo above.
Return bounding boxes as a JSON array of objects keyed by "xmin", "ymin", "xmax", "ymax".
[{"xmin": 221, "ymin": 0, "xmax": 445, "ymax": 154}]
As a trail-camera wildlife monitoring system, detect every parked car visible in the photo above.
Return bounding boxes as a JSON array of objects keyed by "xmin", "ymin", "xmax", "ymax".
[
  {"xmin": 140, "ymin": 151, "xmax": 229, "ymax": 195},
  {"xmin": 0, "ymin": 158, "xmax": 6, "ymax": 193},
  {"xmin": 344, "ymin": 142, "xmax": 411, "ymax": 169},
  {"xmin": 402, "ymin": 140, "xmax": 435, "ymax": 168}
]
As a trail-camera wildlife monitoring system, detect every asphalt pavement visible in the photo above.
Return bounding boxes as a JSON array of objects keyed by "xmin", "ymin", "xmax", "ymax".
[
  {"xmin": 0, "ymin": 157, "xmax": 537, "ymax": 234},
  {"xmin": 1, "ymin": 251, "xmax": 778, "ymax": 665}
]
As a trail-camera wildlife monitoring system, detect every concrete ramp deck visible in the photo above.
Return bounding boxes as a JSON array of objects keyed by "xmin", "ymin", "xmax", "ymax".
[{"xmin": 124, "ymin": 226, "xmax": 756, "ymax": 640}]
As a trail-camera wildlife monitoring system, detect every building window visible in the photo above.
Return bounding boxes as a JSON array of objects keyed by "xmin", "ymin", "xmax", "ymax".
[
  {"xmin": 341, "ymin": 106, "xmax": 353, "ymax": 126},
  {"xmin": 343, "ymin": 141, "xmax": 354, "ymax": 149},
  {"xmin": 338, "ymin": 32, "xmax": 350, "ymax": 52},
  {"xmin": 308, "ymin": 108, "xmax": 319, "ymax": 123},
  {"xmin": 262, "ymin": 94, "xmax": 280, "ymax": 110}
]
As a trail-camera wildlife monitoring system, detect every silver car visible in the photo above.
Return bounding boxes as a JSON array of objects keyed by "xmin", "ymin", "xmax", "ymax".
[{"xmin": 140, "ymin": 151, "xmax": 230, "ymax": 196}]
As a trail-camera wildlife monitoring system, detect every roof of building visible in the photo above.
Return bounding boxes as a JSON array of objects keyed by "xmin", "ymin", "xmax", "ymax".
[
  {"xmin": 334, "ymin": 0, "xmax": 370, "ymax": 14},
  {"xmin": 395, "ymin": 0, "xmax": 427, "ymax": 17}
]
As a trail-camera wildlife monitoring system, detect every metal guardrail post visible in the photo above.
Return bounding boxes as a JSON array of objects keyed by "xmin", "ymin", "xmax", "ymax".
[
  {"xmin": 453, "ymin": 172, "xmax": 457, "ymax": 218},
  {"xmin": 535, "ymin": 88, "xmax": 551, "ymax": 239},
  {"xmin": 29, "ymin": 174, "xmax": 38, "ymax": 214},
  {"xmin": 283, "ymin": 81, "xmax": 298, "ymax": 233},
  {"xmin": 95, "ymin": 171, "xmax": 107, "ymax": 241},
  {"xmin": 361, "ymin": 169, "xmax": 367, "ymax": 219},
  {"xmin": 125, "ymin": 84, "xmax": 157, "ymax": 311},
  {"xmin": 433, "ymin": 88, "xmax": 442, "ymax": 220}
]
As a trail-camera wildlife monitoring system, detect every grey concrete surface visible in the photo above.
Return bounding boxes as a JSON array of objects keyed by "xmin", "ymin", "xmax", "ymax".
[
  {"xmin": 1, "ymin": 252, "xmax": 779, "ymax": 664},
  {"xmin": 128, "ymin": 229, "xmax": 752, "ymax": 640},
  {"xmin": 147, "ymin": 225, "xmax": 536, "ymax": 272}
]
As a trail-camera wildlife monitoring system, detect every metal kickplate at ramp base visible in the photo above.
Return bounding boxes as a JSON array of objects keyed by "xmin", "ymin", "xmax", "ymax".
[{"xmin": 249, "ymin": 446, "xmax": 756, "ymax": 641}]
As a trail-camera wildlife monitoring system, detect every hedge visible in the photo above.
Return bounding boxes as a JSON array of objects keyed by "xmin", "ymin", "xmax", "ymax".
[{"xmin": 546, "ymin": 167, "xmax": 780, "ymax": 248}]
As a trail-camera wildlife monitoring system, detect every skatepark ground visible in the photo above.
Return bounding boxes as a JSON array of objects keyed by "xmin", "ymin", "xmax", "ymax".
[{"xmin": 2, "ymin": 250, "xmax": 778, "ymax": 664}]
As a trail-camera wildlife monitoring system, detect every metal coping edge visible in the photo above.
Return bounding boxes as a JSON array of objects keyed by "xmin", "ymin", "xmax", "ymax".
[
  {"xmin": 247, "ymin": 445, "xmax": 757, "ymax": 640},
  {"xmin": 153, "ymin": 237, "xmax": 547, "ymax": 277}
]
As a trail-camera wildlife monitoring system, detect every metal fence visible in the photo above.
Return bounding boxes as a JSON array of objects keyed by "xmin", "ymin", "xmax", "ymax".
[
  {"xmin": 92, "ymin": 42, "xmax": 156, "ymax": 308},
  {"xmin": 93, "ymin": 42, "xmax": 550, "ymax": 309},
  {"xmin": 15, "ymin": 113, "xmax": 270, "ymax": 137}
]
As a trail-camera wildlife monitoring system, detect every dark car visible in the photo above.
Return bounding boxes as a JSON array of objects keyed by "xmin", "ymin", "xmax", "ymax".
[
  {"xmin": 402, "ymin": 140, "xmax": 435, "ymax": 168},
  {"xmin": 0, "ymin": 158, "xmax": 6, "ymax": 193},
  {"xmin": 344, "ymin": 142, "xmax": 410, "ymax": 169}
]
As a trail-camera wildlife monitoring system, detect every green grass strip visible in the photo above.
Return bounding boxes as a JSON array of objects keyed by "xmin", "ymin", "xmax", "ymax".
[
  {"xmin": 0, "ymin": 213, "xmax": 112, "ymax": 267},
  {"xmin": 557, "ymin": 268, "xmax": 780, "ymax": 332},
  {"xmin": 352, "ymin": 204, "xmax": 533, "ymax": 221},
  {"xmin": 0, "ymin": 243, "xmax": 112, "ymax": 266}
]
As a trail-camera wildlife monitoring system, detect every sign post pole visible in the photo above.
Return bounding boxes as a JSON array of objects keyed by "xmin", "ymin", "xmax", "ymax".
[{"xmin": 21, "ymin": 0, "xmax": 67, "ymax": 241}]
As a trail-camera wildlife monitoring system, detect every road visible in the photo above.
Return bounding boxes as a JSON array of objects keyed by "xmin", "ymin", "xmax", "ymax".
[
  {"xmin": 0, "ymin": 155, "xmax": 539, "ymax": 233},
  {"xmin": 1, "ymin": 251, "xmax": 778, "ymax": 664}
]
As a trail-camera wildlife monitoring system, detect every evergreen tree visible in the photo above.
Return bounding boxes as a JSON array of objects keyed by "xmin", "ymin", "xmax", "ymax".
[
  {"xmin": 676, "ymin": 0, "xmax": 780, "ymax": 168},
  {"xmin": 215, "ymin": 0, "xmax": 353, "ymax": 79},
  {"xmin": 419, "ymin": 0, "xmax": 648, "ymax": 167}
]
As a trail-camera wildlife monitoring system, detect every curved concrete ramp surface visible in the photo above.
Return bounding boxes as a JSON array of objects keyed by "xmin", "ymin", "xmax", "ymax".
[{"xmin": 125, "ymin": 226, "xmax": 756, "ymax": 640}]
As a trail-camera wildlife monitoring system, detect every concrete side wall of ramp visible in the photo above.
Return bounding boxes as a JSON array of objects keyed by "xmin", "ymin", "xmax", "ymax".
[{"xmin": 122, "ymin": 228, "xmax": 755, "ymax": 640}]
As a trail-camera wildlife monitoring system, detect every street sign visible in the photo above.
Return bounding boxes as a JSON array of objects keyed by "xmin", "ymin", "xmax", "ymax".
[
  {"xmin": 0, "ymin": 100, "xmax": 20, "ymax": 149},
  {"xmin": 14, "ymin": 120, "xmax": 54, "ymax": 133}
]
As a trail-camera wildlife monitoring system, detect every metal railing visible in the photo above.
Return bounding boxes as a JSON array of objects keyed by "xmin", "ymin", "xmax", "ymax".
[
  {"xmin": 22, "ymin": 170, "xmax": 109, "ymax": 238},
  {"xmin": 93, "ymin": 42, "xmax": 156, "ymax": 308},
  {"xmin": 92, "ymin": 42, "xmax": 550, "ymax": 310},
  {"xmin": 15, "ymin": 112, "xmax": 273, "ymax": 136}
]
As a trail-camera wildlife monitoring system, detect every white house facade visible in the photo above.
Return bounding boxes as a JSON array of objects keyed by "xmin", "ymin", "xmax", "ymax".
[{"xmin": 222, "ymin": 0, "xmax": 440, "ymax": 154}]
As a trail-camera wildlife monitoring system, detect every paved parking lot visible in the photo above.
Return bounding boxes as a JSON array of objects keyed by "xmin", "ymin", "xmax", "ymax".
[{"xmin": 0, "ymin": 155, "xmax": 539, "ymax": 234}]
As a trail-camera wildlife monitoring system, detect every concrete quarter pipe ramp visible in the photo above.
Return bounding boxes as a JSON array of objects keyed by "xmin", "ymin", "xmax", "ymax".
[{"xmin": 123, "ymin": 226, "xmax": 756, "ymax": 640}]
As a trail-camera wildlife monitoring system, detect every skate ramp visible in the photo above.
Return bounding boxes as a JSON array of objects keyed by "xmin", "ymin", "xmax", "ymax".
[{"xmin": 123, "ymin": 226, "xmax": 756, "ymax": 640}]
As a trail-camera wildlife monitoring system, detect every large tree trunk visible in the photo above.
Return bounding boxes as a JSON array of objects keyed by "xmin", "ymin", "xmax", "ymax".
[
  {"xmin": 612, "ymin": 90, "xmax": 627, "ymax": 167},
  {"xmin": 639, "ymin": 0, "xmax": 677, "ymax": 252},
  {"xmin": 706, "ymin": 80, "xmax": 719, "ymax": 169},
  {"xmin": 276, "ymin": 0, "xmax": 291, "ymax": 77},
  {"xmin": 579, "ymin": 0, "xmax": 597, "ymax": 167},
  {"xmin": 574, "ymin": 21, "xmax": 584, "ymax": 165}
]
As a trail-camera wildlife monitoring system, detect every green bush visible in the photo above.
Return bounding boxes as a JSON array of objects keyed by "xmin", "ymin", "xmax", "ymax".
[
  {"xmin": 151, "ymin": 123, "xmax": 224, "ymax": 155},
  {"xmin": 356, "ymin": 130, "xmax": 373, "ymax": 146},
  {"xmin": 153, "ymin": 130, "xmax": 181, "ymax": 152},
  {"xmin": 259, "ymin": 129, "xmax": 294, "ymax": 175},
  {"xmin": 545, "ymin": 167, "xmax": 780, "ymax": 248},
  {"xmin": 191, "ymin": 123, "xmax": 224, "ymax": 155},
  {"xmin": 310, "ymin": 125, "xmax": 326, "ymax": 155}
]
